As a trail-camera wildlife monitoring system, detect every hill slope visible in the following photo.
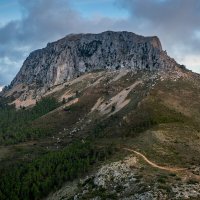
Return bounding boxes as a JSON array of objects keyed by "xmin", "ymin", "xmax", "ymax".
[{"xmin": 0, "ymin": 31, "xmax": 200, "ymax": 199}]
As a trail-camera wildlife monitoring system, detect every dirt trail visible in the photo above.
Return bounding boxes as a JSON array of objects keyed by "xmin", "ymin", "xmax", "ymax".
[
  {"xmin": 123, "ymin": 147, "xmax": 186, "ymax": 172},
  {"xmin": 124, "ymin": 147, "xmax": 200, "ymax": 181}
]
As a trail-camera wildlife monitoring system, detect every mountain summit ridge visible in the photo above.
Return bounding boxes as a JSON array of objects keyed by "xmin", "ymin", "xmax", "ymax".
[{"xmin": 1, "ymin": 31, "xmax": 184, "ymax": 104}]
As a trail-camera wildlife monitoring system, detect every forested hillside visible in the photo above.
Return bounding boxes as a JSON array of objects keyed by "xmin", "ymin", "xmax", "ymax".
[
  {"xmin": 0, "ymin": 31, "xmax": 200, "ymax": 199},
  {"xmin": 0, "ymin": 97, "xmax": 59, "ymax": 144},
  {"xmin": 0, "ymin": 141, "xmax": 114, "ymax": 200}
]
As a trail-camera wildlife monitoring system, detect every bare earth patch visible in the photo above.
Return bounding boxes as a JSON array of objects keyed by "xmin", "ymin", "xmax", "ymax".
[
  {"xmin": 13, "ymin": 98, "xmax": 36, "ymax": 109},
  {"xmin": 91, "ymin": 81, "xmax": 142, "ymax": 116},
  {"xmin": 111, "ymin": 68, "xmax": 129, "ymax": 82}
]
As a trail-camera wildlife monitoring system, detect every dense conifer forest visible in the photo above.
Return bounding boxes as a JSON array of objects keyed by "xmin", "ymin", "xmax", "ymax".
[
  {"xmin": 0, "ymin": 97, "xmax": 59, "ymax": 144},
  {"xmin": 0, "ymin": 141, "xmax": 114, "ymax": 200},
  {"xmin": 0, "ymin": 97, "xmax": 114, "ymax": 200}
]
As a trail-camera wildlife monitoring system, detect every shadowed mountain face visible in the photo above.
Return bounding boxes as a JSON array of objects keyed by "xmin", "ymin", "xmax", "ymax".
[{"xmin": 2, "ymin": 31, "xmax": 178, "ymax": 102}]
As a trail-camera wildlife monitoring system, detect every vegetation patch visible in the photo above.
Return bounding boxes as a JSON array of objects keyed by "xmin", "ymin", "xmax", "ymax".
[
  {"xmin": 0, "ymin": 141, "xmax": 114, "ymax": 200},
  {"xmin": 0, "ymin": 97, "xmax": 60, "ymax": 144}
]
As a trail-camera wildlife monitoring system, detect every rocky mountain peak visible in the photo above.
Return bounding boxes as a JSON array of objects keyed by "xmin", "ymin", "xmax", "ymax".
[{"xmin": 2, "ymin": 31, "xmax": 178, "ymax": 102}]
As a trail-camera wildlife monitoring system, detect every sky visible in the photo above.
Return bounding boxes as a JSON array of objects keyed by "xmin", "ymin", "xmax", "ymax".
[{"xmin": 0, "ymin": 0, "xmax": 200, "ymax": 89}]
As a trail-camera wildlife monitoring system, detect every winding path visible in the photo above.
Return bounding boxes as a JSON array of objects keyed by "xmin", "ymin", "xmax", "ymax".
[{"xmin": 123, "ymin": 147, "xmax": 187, "ymax": 172}]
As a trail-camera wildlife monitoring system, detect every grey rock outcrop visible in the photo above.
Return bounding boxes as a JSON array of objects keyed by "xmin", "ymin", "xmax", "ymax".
[{"xmin": 2, "ymin": 31, "xmax": 177, "ymax": 99}]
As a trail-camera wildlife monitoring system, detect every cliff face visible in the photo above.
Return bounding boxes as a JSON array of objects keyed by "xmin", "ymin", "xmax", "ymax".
[{"xmin": 2, "ymin": 31, "xmax": 178, "ymax": 100}]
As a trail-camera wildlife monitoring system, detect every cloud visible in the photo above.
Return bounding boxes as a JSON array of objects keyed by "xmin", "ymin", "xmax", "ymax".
[
  {"xmin": 179, "ymin": 55, "xmax": 200, "ymax": 73},
  {"xmin": 115, "ymin": 0, "xmax": 200, "ymax": 71},
  {"xmin": 0, "ymin": 56, "xmax": 21, "ymax": 85},
  {"xmin": 0, "ymin": 0, "xmax": 117, "ymax": 85},
  {"xmin": 0, "ymin": 0, "xmax": 199, "ymax": 86}
]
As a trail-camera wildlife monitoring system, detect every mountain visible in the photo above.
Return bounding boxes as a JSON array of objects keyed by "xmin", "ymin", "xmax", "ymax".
[
  {"xmin": 2, "ymin": 31, "xmax": 179, "ymax": 107},
  {"xmin": 0, "ymin": 31, "xmax": 200, "ymax": 200}
]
